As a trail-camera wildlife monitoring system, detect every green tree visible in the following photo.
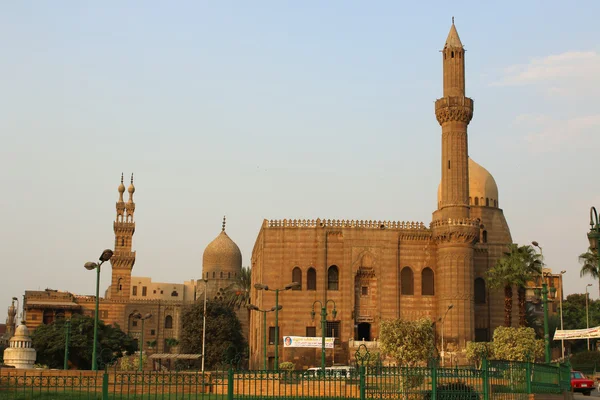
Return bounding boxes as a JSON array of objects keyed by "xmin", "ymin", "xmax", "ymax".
[
  {"xmin": 0, "ymin": 343, "xmax": 6, "ymax": 363},
  {"xmin": 179, "ymin": 300, "xmax": 246, "ymax": 370},
  {"xmin": 580, "ymin": 249, "xmax": 599, "ymax": 297},
  {"xmin": 379, "ymin": 318, "xmax": 434, "ymax": 366},
  {"xmin": 465, "ymin": 342, "xmax": 494, "ymax": 369},
  {"xmin": 31, "ymin": 314, "xmax": 137, "ymax": 369},
  {"xmin": 492, "ymin": 326, "xmax": 539, "ymax": 362},
  {"xmin": 487, "ymin": 244, "xmax": 542, "ymax": 327}
]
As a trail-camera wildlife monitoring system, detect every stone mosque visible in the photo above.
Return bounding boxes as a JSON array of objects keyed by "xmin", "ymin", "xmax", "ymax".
[
  {"xmin": 248, "ymin": 22, "xmax": 514, "ymax": 369},
  {"xmin": 5, "ymin": 21, "xmax": 559, "ymax": 370}
]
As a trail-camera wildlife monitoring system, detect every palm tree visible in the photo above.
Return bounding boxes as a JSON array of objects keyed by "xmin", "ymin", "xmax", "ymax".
[
  {"xmin": 487, "ymin": 244, "xmax": 542, "ymax": 327},
  {"xmin": 579, "ymin": 249, "xmax": 600, "ymax": 297},
  {"xmin": 223, "ymin": 266, "xmax": 251, "ymax": 310}
]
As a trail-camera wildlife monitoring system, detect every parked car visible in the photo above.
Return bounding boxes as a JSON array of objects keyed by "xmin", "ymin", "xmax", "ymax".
[{"xmin": 571, "ymin": 371, "xmax": 594, "ymax": 396}]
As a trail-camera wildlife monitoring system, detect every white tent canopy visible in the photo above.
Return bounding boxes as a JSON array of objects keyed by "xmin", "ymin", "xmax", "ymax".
[{"xmin": 553, "ymin": 327, "xmax": 600, "ymax": 340}]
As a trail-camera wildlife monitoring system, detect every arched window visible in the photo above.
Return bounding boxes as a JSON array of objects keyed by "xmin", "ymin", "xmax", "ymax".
[
  {"xmin": 307, "ymin": 268, "xmax": 317, "ymax": 290},
  {"xmin": 494, "ymin": 200, "xmax": 497, "ymax": 207},
  {"xmin": 474, "ymin": 197, "xmax": 479, "ymax": 206},
  {"xmin": 292, "ymin": 267, "xmax": 302, "ymax": 290},
  {"xmin": 486, "ymin": 198, "xmax": 489, "ymax": 207},
  {"xmin": 421, "ymin": 268, "xmax": 434, "ymax": 296},
  {"xmin": 328, "ymin": 265, "xmax": 339, "ymax": 291},
  {"xmin": 474, "ymin": 278, "xmax": 486, "ymax": 304},
  {"xmin": 220, "ymin": 272, "xmax": 223, "ymax": 278},
  {"xmin": 482, "ymin": 230, "xmax": 488, "ymax": 243},
  {"xmin": 401, "ymin": 267, "xmax": 414, "ymax": 295},
  {"xmin": 212, "ymin": 272, "xmax": 215, "ymax": 278},
  {"xmin": 228, "ymin": 272, "xmax": 231, "ymax": 279},
  {"xmin": 121, "ymin": 238, "xmax": 125, "ymax": 246},
  {"xmin": 165, "ymin": 315, "xmax": 173, "ymax": 329}
]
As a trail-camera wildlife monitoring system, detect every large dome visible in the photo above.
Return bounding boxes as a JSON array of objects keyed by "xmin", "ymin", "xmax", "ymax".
[
  {"xmin": 437, "ymin": 158, "xmax": 499, "ymax": 208},
  {"xmin": 202, "ymin": 230, "xmax": 242, "ymax": 279}
]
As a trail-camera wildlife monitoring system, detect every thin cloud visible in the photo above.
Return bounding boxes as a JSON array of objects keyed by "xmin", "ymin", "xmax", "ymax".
[
  {"xmin": 516, "ymin": 113, "xmax": 600, "ymax": 152},
  {"xmin": 491, "ymin": 51, "xmax": 600, "ymax": 93}
]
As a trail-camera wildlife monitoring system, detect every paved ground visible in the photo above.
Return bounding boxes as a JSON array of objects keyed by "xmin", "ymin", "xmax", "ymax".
[{"xmin": 574, "ymin": 389, "xmax": 600, "ymax": 398}]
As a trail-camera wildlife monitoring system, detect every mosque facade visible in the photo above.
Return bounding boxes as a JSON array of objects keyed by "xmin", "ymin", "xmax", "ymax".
[{"xmin": 248, "ymin": 22, "xmax": 515, "ymax": 369}]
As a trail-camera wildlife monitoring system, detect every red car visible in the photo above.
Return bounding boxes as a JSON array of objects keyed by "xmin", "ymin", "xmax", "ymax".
[{"xmin": 571, "ymin": 371, "xmax": 595, "ymax": 396}]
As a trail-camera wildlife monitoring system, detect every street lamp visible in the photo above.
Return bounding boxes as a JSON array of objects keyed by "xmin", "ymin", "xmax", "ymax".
[
  {"xmin": 201, "ymin": 278, "xmax": 209, "ymax": 373},
  {"xmin": 248, "ymin": 304, "xmax": 282, "ymax": 370},
  {"xmin": 84, "ymin": 248, "xmax": 114, "ymax": 371},
  {"xmin": 559, "ymin": 270, "xmax": 566, "ymax": 359},
  {"xmin": 532, "ymin": 241, "xmax": 550, "ymax": 363},
  {"xmin": 310, "ymin": 300, "xmax": 337, "ymax": 375},
  {"xmin": 586, "ymin": 283, "xmax": 593, "ymax": 351},
  {"xmin": 440, "ymin": 304, "xmax": 453, "ymax": 367},
  {"xmin": 254, "ymin": 281, "xmax": 300, "ymax": 371},
  {"xmin": 133, "ymin": 312, "xmax": 152, "ymax": 371},
  {"xmin": 64, "ymin": 319, "xmax": 71, "ymax": 370}
]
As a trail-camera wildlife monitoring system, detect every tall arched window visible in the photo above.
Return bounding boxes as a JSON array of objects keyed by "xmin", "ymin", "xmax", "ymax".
[
  {"xmin": 474, "ymin": 197, "xmax": 479, "ymax": 206},
  {"xmin": 482, "ymin": 230, "xmax": 488, "ymax": 243},
  {"xmin": 292, "ymin": 267, "xmax": 302, "ymax": 290},
  {"xmin": 328, "ymin": 265, "xmax": 339, "ymax": 290},
  {"xmin": 165, "ymin": 315, "xmax": 173, "ymax": 329},
  {"xmin": 421, "ymin": 268, "xmax": 434, "ymax": 295},
  {"xmin": 401, "ymin": 267, "xmax": 414, "ymax": 295},
  {"xmin": 307, "ymin": 267, "xmax": 317, "ymax": 290},
  {"xmin": 486, "ymin": 198, "xmax": 490, "ymax": 207},
  {"xmin": 220, "ymin": 272, "xmax": 223, "ymax": 278},
  {"xmin": 474, "ymin": 278, "xmax": 486, "ymax": 304}
]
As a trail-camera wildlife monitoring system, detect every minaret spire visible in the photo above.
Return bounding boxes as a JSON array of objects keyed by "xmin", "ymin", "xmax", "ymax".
[{"xmin": 222, "ymin": 215, "xmax": 226, "ymax": 232}]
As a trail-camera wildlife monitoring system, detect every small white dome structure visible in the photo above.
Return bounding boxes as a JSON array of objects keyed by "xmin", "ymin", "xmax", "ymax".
[{"xmin": 3, "ymin": 323, "xmax": 36, "ymax": 369}]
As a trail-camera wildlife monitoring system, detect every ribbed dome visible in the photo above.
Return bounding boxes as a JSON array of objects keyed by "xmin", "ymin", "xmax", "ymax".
[
  {"xmin": 437, "ymin": 158, "xmax": 499, "ymax": 208},
  {"xmin": 202, "ymin": 230, "xmax": 242, "ymax": 278}
]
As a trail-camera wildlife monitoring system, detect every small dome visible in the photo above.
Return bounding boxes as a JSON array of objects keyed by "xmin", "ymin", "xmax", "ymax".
[
  {"xmin": 202, "ymin": 230, "xmax": 242, "ymax": 278},
  {"xmin": 12, "ymin": 324, "xmax": 31, "ymax": 340},
  {"xmin": 437, "ymin": 158, "xmax": 499, "ymax": 208}
]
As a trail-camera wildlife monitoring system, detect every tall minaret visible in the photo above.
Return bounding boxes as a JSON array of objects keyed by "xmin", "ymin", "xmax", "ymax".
[
  {"xmin": 109, "ymin": 173, "xmax": 137, "ymax": 299},
  {"xmin": 432, "ymin": 20, "xmax": 479, "ymax": 350},
  {"xmin": 5, "ymin": 298, "xmax": 17, "ymax": 338}
]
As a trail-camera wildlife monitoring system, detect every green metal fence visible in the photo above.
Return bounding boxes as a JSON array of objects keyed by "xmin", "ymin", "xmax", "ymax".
[{"xmin": 0, "ymin": 360, "xmax": 571, "ymax": 400}]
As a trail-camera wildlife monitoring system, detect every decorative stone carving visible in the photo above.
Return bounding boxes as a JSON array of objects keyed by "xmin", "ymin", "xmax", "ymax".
[
  {"xmin": 431, "ymin": 218, "xmax": 480, "ymax": 244},
  {"xmin": 435, "ymin": 106, "xmax": 473, "ymax": 125}
]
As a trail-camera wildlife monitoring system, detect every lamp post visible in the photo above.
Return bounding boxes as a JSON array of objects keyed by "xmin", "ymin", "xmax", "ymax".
[
  {"xmin": 63, "ymin": 319, "xmax": 71, "ymax": 370},
  {"xmin": 440, "ymin": 304, "xmax": 453, "ymax": 367},
  {"xmin": 133, "ymin": 313, "xmax": 152, "ymax": 371},
  {"xmin": 532, "ymin": 241, "xmax": 550, "ymax": 363},
  {"xmin": 84, "ymin": 248, "xmax": 114, "ymax": 371},
  {"xmin": 254, "ymin": 282, "xmax": 300, "ymax": 371},
  {"xmin": 201, "ymin": 278, "xmax": 208, "ymax": 373},
  {"xmin": 559, "ymin": 270, "xmax": 566, "ymax": 359},
  {"xmin": 586, "ymin": 283, "xmax": 593, "ymax": 351},
  {"xmin": 310, "ymin": 300, "xmax": 337, "ymax": 375},
  {"xmin": 587, "ymin": 207, "xmax": 600, "ymax": 295},
  {"xmin": 248, "ymin": 304, "xmax": 281, "ymax": 370}
]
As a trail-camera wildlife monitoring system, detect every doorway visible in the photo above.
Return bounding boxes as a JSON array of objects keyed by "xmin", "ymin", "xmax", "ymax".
[{"xmin": 357, "ymin": 322, "xmax": 371, "ymax": 341}]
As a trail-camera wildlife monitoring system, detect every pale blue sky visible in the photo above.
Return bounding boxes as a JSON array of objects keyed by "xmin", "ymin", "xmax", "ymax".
[{"xmin": 1, "ymin": 2, "xmax": 599, "ymax": 322}]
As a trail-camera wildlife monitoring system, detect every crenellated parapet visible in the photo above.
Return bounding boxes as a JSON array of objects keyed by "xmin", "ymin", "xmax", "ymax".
[
  {"xmin": 265, "ymin": 218, "xmax": 427, "ymax": 230},
  {"xmin": 435, "ymin": 97, "xmax": 473, "ymax": 125},
  {"xmin": 431, "ymin": 217, "xmax": 480, "ymax": 244},
  {"xmin": 110, "ymin": 250, "xmax": 136, "ymax": 270}
]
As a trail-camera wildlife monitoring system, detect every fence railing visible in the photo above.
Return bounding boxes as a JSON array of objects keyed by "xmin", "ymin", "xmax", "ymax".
[{"xmin": 0, "ymin": 359, "xmax": 572, "ymax": 400}]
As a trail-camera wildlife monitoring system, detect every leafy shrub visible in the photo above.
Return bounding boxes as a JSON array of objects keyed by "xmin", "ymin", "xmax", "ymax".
[
  {"xmin": 422, "ymin": 382, "xmax": 480, "ymax": 400},
  {"xmin": 466, "ymin": 342, "xmax": 494, "ymax": 368},
  {"xmin": 570, "ymin": 350, "xmax": 600, "ymax": 365}
]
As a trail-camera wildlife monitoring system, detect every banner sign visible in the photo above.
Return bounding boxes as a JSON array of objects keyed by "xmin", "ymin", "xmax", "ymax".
[
  {"xmin": 283, "ymin": 336, "xmax": 334, "ymax": 349},
  {"xmin": 553, "ymin": 327, "xmax": 600, "ymax": 340}
]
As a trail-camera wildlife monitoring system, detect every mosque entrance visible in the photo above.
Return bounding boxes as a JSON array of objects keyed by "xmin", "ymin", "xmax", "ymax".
[{"xmin": 357, "ymin": 322, "xmax": 371, "ymax": 341}]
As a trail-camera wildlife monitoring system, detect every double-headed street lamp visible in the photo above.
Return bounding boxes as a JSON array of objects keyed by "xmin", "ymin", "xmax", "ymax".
[
  {"xmin": 133, "ymin": 313, "xmax": 152, "ymax": 371},
  {"xmin": 310, "ymin": 300, "xmax": 337, "ymax": 375},
  {"xmin": 531, "ymin": 241, "xmax": 550, "ymax": 363},
  {"xmin": 84, "ymin": 249, "xmax": 114, "ymax": 371},
  {"xmin": 586, "ymin": 283, "xmax": 593, "ymax": 351},
  {"xmin": 248, "ymin": 304, "xmax": 282, "ymax": 370},
  {"xmin": 588, "ymin": 207, "xmax": 600, "ymax": 275},
  {"xmin": 440, "ymin": 304, "xmax": 453, "ymax": 367},
  {"xmin": 64, "ymin": 319, "xmax": 71, "ymax": 370},
  {"xmin": 254, "ymin": 282, "xmax": 300, "ymax": 371}
]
